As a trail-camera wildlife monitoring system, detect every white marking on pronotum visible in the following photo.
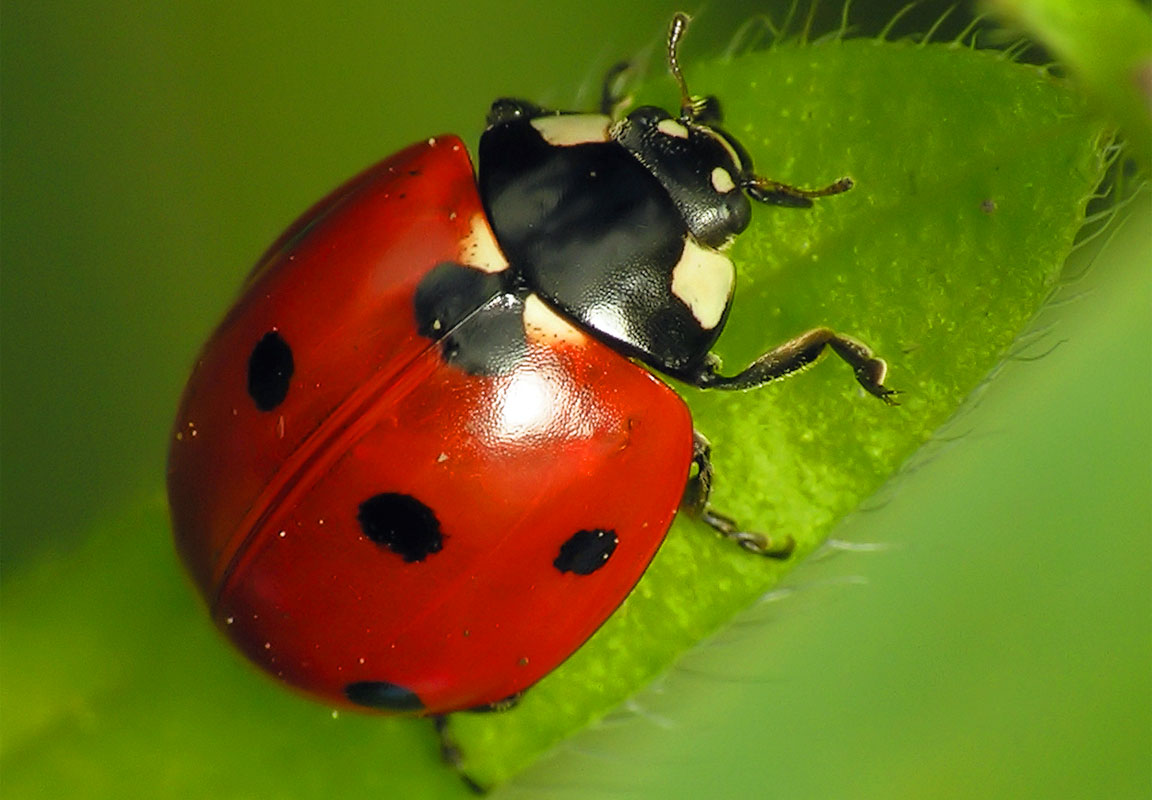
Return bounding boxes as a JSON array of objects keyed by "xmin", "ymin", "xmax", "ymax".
[
  {"xmin": 711, "ymin": 166, "xmax": 736, "ymax": 193},
  {"xmin": 670, "ymin": 237, "xmax": 734, "ymax": 330},
  {"xmin": 457, "ymin": 213, "xmax": 509, "ymax": 273},
  {"xmin": 530, "ymin": 114, "xmax": 611, "ymax": 146},
  {"xmin": 522, "ymin": 293, "xmax": 587, "ymax": 345},
  {"xmin": 657, "ymin": 118, "xmax": 690, "ymax": 139}
]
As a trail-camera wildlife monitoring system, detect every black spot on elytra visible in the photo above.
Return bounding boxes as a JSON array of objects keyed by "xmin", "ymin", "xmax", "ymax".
[
  {"xmin": 247, "ymin": 331, "xmax": 294, "ymax": 411},
  {"xmin": 554, "ymin": 529, "xmax": 617, "ymax": 575},
  {"xmin": 357, "ymin": 492, "xmax": 443, "ymax": 562},
  {"xmin": 413, "ymin": 261, "xmax": 528, "ymax": 375},
  {"xmin": 414, "ymin": 262, "xmax": 501, "ymax": 339},
  {"xmin": 344, "ymin": 680, "xmax": 424, "ymax": 712}
]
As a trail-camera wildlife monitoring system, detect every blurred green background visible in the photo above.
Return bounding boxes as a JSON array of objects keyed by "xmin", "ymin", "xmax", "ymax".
[{"xmin": 2, "ymin": 1, "xmax": 1148, "ymax": 798}]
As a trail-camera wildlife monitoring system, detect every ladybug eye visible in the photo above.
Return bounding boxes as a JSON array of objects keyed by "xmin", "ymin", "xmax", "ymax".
[{"xmin": 247, "ymin": 331, "xmax": 294, "ymax": 411}]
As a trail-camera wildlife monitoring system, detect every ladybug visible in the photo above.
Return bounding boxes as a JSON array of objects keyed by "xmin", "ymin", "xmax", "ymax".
[{"xmin": 168, "ymin": 13, "xmax": 894, "ymax": 718}]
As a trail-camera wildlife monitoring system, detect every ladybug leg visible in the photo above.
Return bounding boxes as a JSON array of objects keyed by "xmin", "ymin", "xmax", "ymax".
[
  {"xmin": 463, "ymin": 692, "xmax": 523, "ymax": 714},
  {"xmin": 683, "ymin": 432, "xmax": 795, "ymax": 559},
  {"xmin": 432, "ymin": 692, "xmax": 524, "ymax": 792},
  {"xmin": 433, "ymin": 716, "xmax": 487, "ymax": 795},
  {"xmin": 684, "ymin": 328, "xmax": 899, "ymax": 404},
  {"xmin": 599, "ymin": 60, "xmax": 632, "ymax": 117}
]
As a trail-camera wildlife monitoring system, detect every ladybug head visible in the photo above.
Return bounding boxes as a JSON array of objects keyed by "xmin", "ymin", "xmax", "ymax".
[
  {"xmin": 609, "ymin": 106, "xmax": 753, "ymax": 251},
  {"xmin": 476, "ymin": 13, "xmax": 854, "ymax": 380},
  {"xmin": 611, "ymin": 13, "xmax": 852, "ymax": 251}
]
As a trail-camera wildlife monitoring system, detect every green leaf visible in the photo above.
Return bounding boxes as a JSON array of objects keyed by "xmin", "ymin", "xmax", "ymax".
[
  {"xmin": 983, "ymin": 0, "xmax": 1152, "ymax": 170},
  {"xmin": 446, "ymin": 38, "xmax": 1107, "ymax": 789}
]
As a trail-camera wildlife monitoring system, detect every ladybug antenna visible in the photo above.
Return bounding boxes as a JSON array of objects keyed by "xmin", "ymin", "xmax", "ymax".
[
  {"xmin": 743, "ymin": 175, "xmax": 855, "ymax": 208},
  {"xmin": 667, "ymin": 13, "xmax": 693, "ymax": 117},
  {"xmin": 667, "ymin": 12, "xmax": 853, "ymax": 206},
  {"xmin": 668, "ymin": 13, "xmax": 721, "ymax": 124}
]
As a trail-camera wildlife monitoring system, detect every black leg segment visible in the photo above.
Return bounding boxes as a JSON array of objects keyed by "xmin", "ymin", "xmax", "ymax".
[
  {"xmin": 434, "ymin": 716, "xmax": 487, "ymax": 795},
  {"xmin": 682, "ymin": 432, "xmax": 795, "ymax": 558},
  {"xmin": 599, "ymin": 60, "xmax": 632, "ymax": 117},
  {"xmin": 464, "ymin": 692, "xmax": 523, "ymax": 714},
  {"xmin": 683, "ymin": 327, "xmax": 898, "ymax": 404}
]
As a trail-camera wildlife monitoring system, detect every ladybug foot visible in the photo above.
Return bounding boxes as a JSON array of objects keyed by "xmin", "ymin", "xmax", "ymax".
[
  {"xmin": 844, "ymin": 343, "xmax": 900, "ymax": 406},
  {"xmin": 701, "ymin": 508, "xmax": 796, "ymax": 559},
  {"xmin": 434, "ymin": 716, "xmax": 488, "ymax": 795},
  {"xmin": 684, "ymin": 432, "xmax": 795, "ymax": 559},
  {"xmin": 464, "ymin": 692, "xmax": 523, "ymax": 713},
  {"xmin": 873, "ymin": 386, "xmax": 901, "ymax": 406}
]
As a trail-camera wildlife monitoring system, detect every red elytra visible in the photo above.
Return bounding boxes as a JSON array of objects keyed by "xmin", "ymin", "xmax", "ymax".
[{"xmin": 167, "ymin": 137, "xmax": 694, "ymax": 714}]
